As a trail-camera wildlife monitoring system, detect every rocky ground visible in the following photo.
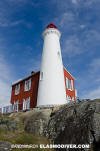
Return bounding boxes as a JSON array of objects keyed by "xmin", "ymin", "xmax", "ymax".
[
  {"xmin": 44, "ymin": 100, "xmax": 100, "ymax": 151},
  {"xmin": 0, "ymin": 141, "xmax": 12, "ymax": 151},
  {"xmin": 0, "ymin": 99, "xmax": 100, "ymax": 151}
]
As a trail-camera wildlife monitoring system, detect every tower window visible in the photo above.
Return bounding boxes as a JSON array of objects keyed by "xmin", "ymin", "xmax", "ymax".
[
  {"xmin": 40, "ymin": 72, "xmax": 43, "ymax": 80},
  {"xmin": 57, "ymin": 51, "xmax": 61, "ymax": 59}
]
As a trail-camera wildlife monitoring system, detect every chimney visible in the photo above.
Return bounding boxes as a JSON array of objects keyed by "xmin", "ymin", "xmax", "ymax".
[{"xmin": 31, "ymin": 71, "xmax": 35, "ymax": 74}]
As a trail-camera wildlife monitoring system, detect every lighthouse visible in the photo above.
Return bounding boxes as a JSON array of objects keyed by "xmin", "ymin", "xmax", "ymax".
[{"xmin": 37, "ymin": 23, "xmax": 67, "ymax": 107}]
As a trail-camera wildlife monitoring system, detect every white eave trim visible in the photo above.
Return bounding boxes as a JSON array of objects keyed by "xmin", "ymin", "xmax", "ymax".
[{"xmin": 63, "ymin": 66, "xmax": 76, "ymax": 80}]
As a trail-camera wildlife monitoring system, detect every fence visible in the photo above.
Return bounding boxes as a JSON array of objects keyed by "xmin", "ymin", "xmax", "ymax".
[
  {"xmin": 0, "ymin": 98, "xmax": 78, "ymax": 115},
  {"xmin": 0, "ymin": 102, "xmax": 30, "ymax": 114}
]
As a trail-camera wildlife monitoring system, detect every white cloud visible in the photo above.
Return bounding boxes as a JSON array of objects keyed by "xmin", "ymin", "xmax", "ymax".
[
  {"xmin": 85, "ymin": 30, "xmax": 100, "ymax": 43},
  {"xmin": 0, "ymin": 1, "xmax": 24, "ymax": 28},
  {"xmin": 62, "ymin": 35, "xmax": 82, "ymax": 57},
  {"xmin": 0, "ymin": 55, "xmax": 11, "ymax": 81},
  {"xmin": 0, "ymin": 1, "xmax": 35, "ymax": 28},
  {"xmin": 72, "ymin": 0, "xmax": 78, "ymax": 4},
  {"xmin": 0, "ymin": 20, "xmax": 24, "ymax": 27},
  {"xmin": 78, "ymin": 57, "xmax": 100, "ymax": 99},
  {"xmin": 80, "ymin": 24, "xmax": 86, "ymax": 29},
  {"xmin": 0, "ymin": 80, "xmax": 11, "ymax": 107},
  {"xmin": 28, "ymin": 55, "xmax": 41, "ymax": 72},
  {"xmin": 89, "ymin": 58, "xmax": 100, "ymax": 70},
  {"xmin": 6, "ymin": 0, "xmax": 39, "ymax": 7},
  {"xmin": 55, "ymin": 12, "xmax": 76, "ymax": 29},
  {"xmin": 83, "ymin": 0, "xmax": 99, "ymax": 7},
  {"xmin": 6, "ymin": 0, "xmax": 28, "ymax": 5},
  {"xmin": 0, "ymin": 54, "xmax": 13, "ymax": 107},
  {"xmin": 31, "ymin": 2, "xmax": 40, "ymax": 7},
  {"xmin": 83, "ymin": 86, "xmax": 100, "ymax": 99},
  {"xmin": 88, "ymin": 58, "xmax": 100, "ymax": 79}
]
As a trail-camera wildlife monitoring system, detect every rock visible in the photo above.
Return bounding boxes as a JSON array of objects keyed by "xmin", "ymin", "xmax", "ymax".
[
  {"xmin": 0, "ymin": 141, "xmax": 12, "ymax": 151},
  {"xmin": 43, "ymin": 100, "xmax": 100, "ymax": 151},
  {"xmin": 0, "ymin": 99, "xmax": 100, "ymax": 151},
  {"xmin": 0, "ymin": 117, "xmax": 18, "ymax": 132},
  {"xmin": 24, "ymin": 109, "xmax": 52, "ymax": 135}
]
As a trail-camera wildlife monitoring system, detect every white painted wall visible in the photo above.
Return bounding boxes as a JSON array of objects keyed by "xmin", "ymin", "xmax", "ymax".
[{"xmin": 37, "ymin": 27, "xmax": 67, "ymax": 107}]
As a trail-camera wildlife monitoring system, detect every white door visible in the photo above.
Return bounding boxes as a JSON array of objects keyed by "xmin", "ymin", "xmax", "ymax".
[
  {"xmin": 23, "ymin": 99, "xmax": 26, "ymax": 110},
  {"xmin": 26, "ymin": 97, "xmax": 30, "ymax": 110},
  {"xmin": 15, "ymin": 101, "xmax": 18, "ymax": 112}
]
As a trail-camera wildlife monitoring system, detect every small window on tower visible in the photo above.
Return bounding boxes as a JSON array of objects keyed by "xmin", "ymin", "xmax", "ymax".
[
  {"xmin": 57, "ymin": 51, "xmax": 61, "ymax": 59},
  {"xmin": 40, "ymin": 72, "xmax": 43, "ymax": 80}
]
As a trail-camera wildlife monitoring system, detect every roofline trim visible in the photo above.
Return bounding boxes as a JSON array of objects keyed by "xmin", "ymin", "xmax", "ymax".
[
  {"xmin": 63, "ymin": 66, "xmax": 75, "ymax": 79},
  {"xmin": 12, "ymin": 71, "xmax": 40, "ymax": 86}
]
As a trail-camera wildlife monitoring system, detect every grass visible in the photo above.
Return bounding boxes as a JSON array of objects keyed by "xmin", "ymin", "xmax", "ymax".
[
  {"xmin": 97, "ymin": 99, "xmax": 100, "ymax": 103},
  {"xmin": 0, "ymin": 115, "xmax": 55, "ymax": 151},
  {"xmin": 0, "ymin": 131, "xmax": 55, "ymax": 151}
]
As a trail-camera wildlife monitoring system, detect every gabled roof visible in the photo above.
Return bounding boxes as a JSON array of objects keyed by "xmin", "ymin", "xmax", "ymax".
[
  {"xmin": 12, "ymin": 71, "xmax": 40, "ymax": 86},
  {"xmin": 63, "ymin": 66, "xmax": 75, "ymax": 79},
  {"xmin": 12, "ymin": 66, "xmax": 75, "ymax": 86}
]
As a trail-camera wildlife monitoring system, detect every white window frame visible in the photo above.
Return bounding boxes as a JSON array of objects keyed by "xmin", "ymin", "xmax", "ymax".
[
  {"xmin": 66, "ymin": 78, "xmax": 74, "ymax": 91},
  {"xmin": 66, "ymin": 95, "xmax": 71, "ymax": 102},
  {"xmin": 75, "ymin": 89, "xmax": 77, "ymax": 98},
  {"xmin": 57, "ymin": 51, "xmax": 61, "ymax": 59},
  {"xmin": 13, "ymin": 101, "xmax": 19, "ymax": 112},
  {"xmin": 23, "ymin": 97, "xmax": 30, "ymax": 110},
  {"xmin": 26, "ymin": 97, "xmax": 30, "ymax": 110},
  {"xmin": 72, "ymin": 97, "xmax": 74, "ymax": 101},
  {"xmin": 24, "ymin": 78, "xmax": 31, "ymax": 91},
  {"xmin": 40, "ymin": 72, "xmax": 43, "ymax": 81},
  {"xmin": 3, "ymin": 107, "xmax": 6, "ymax": 114},
  {"xmin": 66, "ymin": 77, "xmax": 68, "ymax": 89},
  {"xmin": 71, "ymin": 80, "xmax": 73, "ymax": 90},
  {"xmin": 15, "ymin": 84, "xmax": 20, "ymax": 95},
  {"xmin": 23, "ymin": 99, "xmax": 26, "ymax": 110}
]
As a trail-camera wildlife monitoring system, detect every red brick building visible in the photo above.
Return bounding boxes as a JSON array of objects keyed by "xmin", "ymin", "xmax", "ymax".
[{"xmin": 10, "ymin": 67, "xmax": 75, "ymax": 111}]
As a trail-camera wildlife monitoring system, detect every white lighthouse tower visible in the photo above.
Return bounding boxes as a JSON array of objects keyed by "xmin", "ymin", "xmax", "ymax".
[{"xmin": 37, "ymin": 23, "xmax": 66, "ymax": 107}]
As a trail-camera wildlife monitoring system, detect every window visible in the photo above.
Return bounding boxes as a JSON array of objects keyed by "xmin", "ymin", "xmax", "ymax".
[
  {"xmin": 72, "ymin": 97, "xmax": 74, "ymax": 101},
  {"xmin": 26, "ymin": 97, "xmax": 30, "ymax": 109},
  {"xmin": 57, "ymin": 51, "xmax": 61, "ymax": 59},
  {"xmin": 71, "ymin": 80, "xmax": 73, "ymax": 90},
  {"xmin": 13, "ymin": 101, "xmax": 19, "ymax": 112},
  {"xmin": 75, "ymin": 89, "xmax": 77, "ymax": 98},
  {"xmin": 15, "ymin": 84, "xmax": 20, "ymax": 95},
  {"xmin": 3, "ymin": 107, "xmax": 6, "ymax": 114},
  {"xmin": 23, "ymin": 99, "xmax": 26, "ymax": 110},
  {"xmin": 66, "ymin": 78, "xmax": 73, "ymax": 91},
  {"xmin": 40, "ymin": 72, "xmax": 43, "ymax": 80},
  {"xmin": 24, "ymin": 79, "xmax": 31, "ymax": 91},
  {"xmin": 66, "ymin": 95, "xmax": 71, "ymax": 102},
  {"xmin": 23, "ymin": 97, "xmax": 30, "ymax": 110}
]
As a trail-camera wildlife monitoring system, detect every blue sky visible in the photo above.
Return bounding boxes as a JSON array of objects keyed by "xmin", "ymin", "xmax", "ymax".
[{"xmin": 0, "ymin": 0, "xmax": 100, "ymax": 107}]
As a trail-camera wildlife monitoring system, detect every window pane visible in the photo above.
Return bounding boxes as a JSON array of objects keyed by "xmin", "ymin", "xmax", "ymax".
[
  {"xmin": 71, "ymin": 80, "xmax": 73, "ymax": 90},
  {"xmin": 25, "ymin": 79, "xmax": 31, "ymax": 91},
  {"xmin": 15, "ymin": 84, "xmax": 20, "ymax": 95},
  {"xmin": 66, "ymin": 78, "xmax": 68, "ymax": 89},
  {"xmin": 40, "ymin": 72, "xmax": 43, "ymax": 80}
]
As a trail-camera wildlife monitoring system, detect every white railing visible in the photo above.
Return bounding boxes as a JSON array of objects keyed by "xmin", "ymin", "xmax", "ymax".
[
  {"xmin": 2, "ymin": 105, "xmax": 15, "ymax": 114},
  {"xmin": 0, "ymin": 102, "xmax": 30, "ymax": 114},
  {"xmin": 0, "ymin": 104, "xmax": 19, "ymax": 114}
]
